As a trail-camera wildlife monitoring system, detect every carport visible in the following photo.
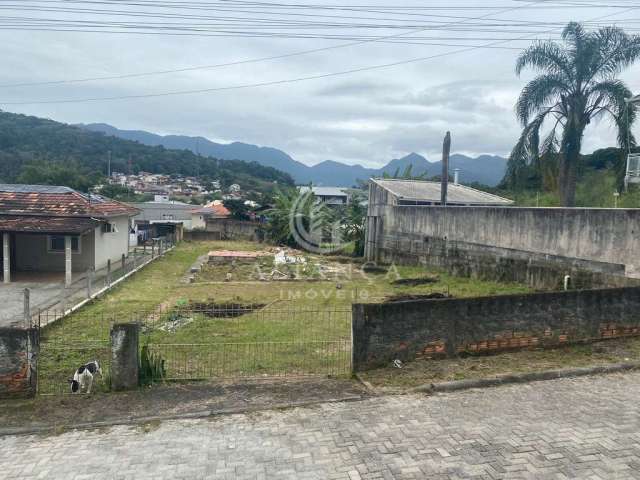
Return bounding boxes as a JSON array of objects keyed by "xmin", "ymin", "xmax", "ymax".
[{"xmin": 1, "ymin": 216, "xmax": 99, "ymax": 287}]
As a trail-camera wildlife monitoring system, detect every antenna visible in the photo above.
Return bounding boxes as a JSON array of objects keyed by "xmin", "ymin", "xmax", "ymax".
[{"xmin": 440, "ymin": 132, "xmax": 451, "ymax": 206}]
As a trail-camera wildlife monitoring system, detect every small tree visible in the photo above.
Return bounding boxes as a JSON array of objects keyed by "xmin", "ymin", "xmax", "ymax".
[
  {"xmin": 223, "ymin": 199, "xmax": 251, "ymax": 220},
  {"xmin": 342, "ymin": 191, "xmax": 367, "ymax": 257}
]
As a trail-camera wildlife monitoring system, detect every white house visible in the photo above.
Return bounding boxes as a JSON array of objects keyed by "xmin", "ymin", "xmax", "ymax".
[{"xmin": 0, "ymin": 184, "xmax": 139, "ymax": 287}]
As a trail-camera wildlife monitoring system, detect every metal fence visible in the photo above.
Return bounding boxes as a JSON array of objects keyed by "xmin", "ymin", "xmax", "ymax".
[
  {"xmin": 37, "ymin": 310, "xmax": 116, "ymax": 396},
  {"xmin": 24, "ymin": 240, "xmax": 175, "ymax": 329},
  {"xmin": 36, "ymin": 304, "xmax": 352, "ymax": 395},
  {"xmin": 141, "ymin": 304, "xmax": 352, "ymax": 380}
]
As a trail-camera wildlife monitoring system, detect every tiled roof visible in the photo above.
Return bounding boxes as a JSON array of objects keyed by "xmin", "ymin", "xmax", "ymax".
[
  {"xmin": 371, "ymin": 179, "xmax": 513, "ymax": 206},
  {"xmin": 191, "ymin": 203, "xmax": 231, "ymax": 217},
  {"xmin": 0, "ymin": 215, "xmax": 100, "ymax": 234},
  {"xmin": 0, "ymin": 184, "xmax": 139, "ymax": 218}
]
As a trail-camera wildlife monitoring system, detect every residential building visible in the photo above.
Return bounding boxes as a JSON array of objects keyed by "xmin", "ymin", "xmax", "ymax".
[
  {"xmin": 299, "ymin": 186, "xmax": 350, "ymax": 205},
  {"xmin": 0, "ymin": 184, "xmax": 138, "ymax": 286}
]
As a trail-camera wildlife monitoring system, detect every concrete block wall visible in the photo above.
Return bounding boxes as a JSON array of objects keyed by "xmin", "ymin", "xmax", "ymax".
[
  {"xmin": 352, "ymin": 287, "xmax": 640, "ymax": 371},
  {"xmin": 366, "ymin": 204, "xmax": 640, "ymax": 279},
  {"xmin": 0, "ymin": 328, "xmax": 38, "ymax": 398},
  {"xmin": 378, "ymin": 235, "xmax": 639, "ymax": 290}
]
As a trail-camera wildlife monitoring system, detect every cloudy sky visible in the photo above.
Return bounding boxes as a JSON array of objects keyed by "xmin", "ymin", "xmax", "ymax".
[{"xmin": 1, "ymin": 0, "xmax": 640, "ymax": 167}]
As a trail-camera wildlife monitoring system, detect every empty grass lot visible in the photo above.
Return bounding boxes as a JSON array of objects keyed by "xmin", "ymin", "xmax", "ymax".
[{"xmin": 38, "ymin": 240, "xmax": 531, "ymax": 393}]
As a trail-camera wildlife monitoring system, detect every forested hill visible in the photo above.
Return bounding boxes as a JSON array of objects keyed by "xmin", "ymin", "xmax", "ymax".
[{"xmin": 0, "ymin": 111, "xmax": 294, "ymax": 191}]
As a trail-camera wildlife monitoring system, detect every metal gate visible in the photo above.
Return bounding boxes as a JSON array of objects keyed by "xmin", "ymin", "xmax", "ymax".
[{"xmin": 141, "ymin": 305, "xmax": 352, "ymax": 380}]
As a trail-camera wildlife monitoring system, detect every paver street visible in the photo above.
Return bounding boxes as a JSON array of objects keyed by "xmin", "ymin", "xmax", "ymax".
[{"xmin": 3, "ymin": 372, "xmax": 640, "ymax": 479}]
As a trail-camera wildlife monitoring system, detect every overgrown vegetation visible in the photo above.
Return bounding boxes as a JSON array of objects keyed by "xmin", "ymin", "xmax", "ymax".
[
  {"xmin": 502, "ymin": 147, "xmax": 640, "ymax": 207},
  {"xmin": 264, "ymin": 187, "xmax": 366, "ymax": 256},
  {"xmin": 139, "ymin": 345, "xmax": 166, "ymax": 386}
]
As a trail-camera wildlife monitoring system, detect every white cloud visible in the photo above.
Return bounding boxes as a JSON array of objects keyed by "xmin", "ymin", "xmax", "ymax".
[{"xmin": 2, "ymin": 1, "xmax": 640, "ymax": 167}]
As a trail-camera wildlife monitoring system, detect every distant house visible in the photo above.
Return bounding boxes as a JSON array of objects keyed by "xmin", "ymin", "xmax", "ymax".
[
  {"xmin": 364, "ymin": 178, "xmax": 513, "ymax": 261},
  {"xmin": 191, "ymin": 201, "xmax": 231, "ymax": 230},
  {"xmin": 0, "ymin": 184, "xmax": 138, "ymax": 286},
  {"xmin": 299, "ymin": 186, "xmax": 350, "ymax": 206},
  {"xmin": 129, "ymin": 199, "xmax": 194, "ymax": 244},
  {"xmin": 190, "ymin": 201, "xmax": 260, "ymax": 241}
]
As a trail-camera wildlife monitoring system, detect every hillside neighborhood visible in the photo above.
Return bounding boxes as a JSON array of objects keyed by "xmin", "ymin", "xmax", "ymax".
[{"xmin": 3, "ymin": 3, "xmax": 640, "ymax": 480}]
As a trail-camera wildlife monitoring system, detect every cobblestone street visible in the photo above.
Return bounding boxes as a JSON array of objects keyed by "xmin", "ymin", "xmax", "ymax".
[{"xmin": 3, "ymin": 372, "xmax": 640, "ymax": 479}]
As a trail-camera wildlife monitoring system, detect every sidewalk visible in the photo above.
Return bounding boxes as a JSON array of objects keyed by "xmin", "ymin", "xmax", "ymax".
[{"xmin": 0, "ymin": 377, "xmax": 367, "ymax": 435}]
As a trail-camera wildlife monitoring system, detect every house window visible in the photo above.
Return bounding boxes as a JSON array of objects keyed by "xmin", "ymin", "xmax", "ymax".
[
  {"xmin": 48, "ymin": 236, "xmax": 80, "ymax": 253},
  {"xmin": 101, "ymin": 222, "xmax": 119, "ymax": 233}
]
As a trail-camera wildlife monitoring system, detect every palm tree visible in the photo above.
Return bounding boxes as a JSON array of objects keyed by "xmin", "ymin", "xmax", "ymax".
[{"xmin": 505, "ymin": 22, "xmax": 640, "ymax": 206}]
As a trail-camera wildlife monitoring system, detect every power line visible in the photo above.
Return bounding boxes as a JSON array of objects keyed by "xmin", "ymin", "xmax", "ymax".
[
  {"xmin": 1, "ymin": 3, "xmax": 638, "ymax": 104},
  {"xmin": 0, "ymin": 0, "xmax": 546, "ymax": 88}
]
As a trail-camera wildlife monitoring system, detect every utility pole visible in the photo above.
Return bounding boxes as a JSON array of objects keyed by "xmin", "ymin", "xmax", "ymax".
[
  {"xmin": 440, "ymin": 131, "xmax": 451, "ymax": 206},
  {"xmin": 107, "ymin": 150, "xmax": 112, "ymax": 178}
]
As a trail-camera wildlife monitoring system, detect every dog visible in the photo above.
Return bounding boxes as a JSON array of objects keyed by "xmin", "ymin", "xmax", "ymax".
[{"xmin": 69, "ymin": 360, "xmax": 102, "ymax": 394}]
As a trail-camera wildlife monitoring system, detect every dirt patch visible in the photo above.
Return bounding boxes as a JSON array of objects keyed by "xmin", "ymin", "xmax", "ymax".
[
  {"xmin": 391, "ymin": 276, "xmax": 439, "ymax": 286},
  {"xmin": 384, "ymin": 292, "xmax": 450, "ymax": 302},
  {"xmin": 188, "ymin": 301, "xmax": 266, "ymax": 318},
  {"xmin": 361, "ymin": 264, "xmax": 388, "ymax": 274},
  {"xmin": 0, "ymin": 378, "xmax": 367, "ymax": 433}
]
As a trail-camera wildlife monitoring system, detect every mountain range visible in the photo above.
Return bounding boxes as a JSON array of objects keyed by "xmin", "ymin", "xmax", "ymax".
[
  {"xmin": 80, "ymin": 123, "xmax": 508, "ymax": 187},
  {"xmin": 0, "ymin": 112, "xmax": 293, "ymax": 192}
]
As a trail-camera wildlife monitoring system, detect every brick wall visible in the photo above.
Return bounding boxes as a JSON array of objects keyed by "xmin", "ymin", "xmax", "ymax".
[
  {"xmin": 352, "ymin": 287, "xmax": 640, "ymax": 371},
  {"xmin": 0, "ymin": 327, "xmax": 38, "ymax": 398}
]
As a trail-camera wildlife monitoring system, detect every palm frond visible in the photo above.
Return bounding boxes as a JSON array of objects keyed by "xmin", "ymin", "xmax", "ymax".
[
  {"xmin": 515, "ymin": 73, "xmax": 568, "ymax": 125},
  {"xmin": 587, "ymin": 79, "xmax": 632, "ymax": 115},
  {"xmin": 504, "ymin": 108, "xmax": 554, "ymax": 186},
  {"xmin": 515, "ymin": 40, "xmax": 572, "ymax": 79},
  {"xmin": 591, "ymin": 27, "xmax": 640, "ymax": 81}
]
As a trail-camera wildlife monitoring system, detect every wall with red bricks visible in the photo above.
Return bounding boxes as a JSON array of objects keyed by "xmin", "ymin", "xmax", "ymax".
[
  {"xmin": 0, "ymin": 327, "xmax": 38, "ymax": 398},
  {"xmin": 352, "ymin": 287, "xmax": 640, "ymax": 371}
]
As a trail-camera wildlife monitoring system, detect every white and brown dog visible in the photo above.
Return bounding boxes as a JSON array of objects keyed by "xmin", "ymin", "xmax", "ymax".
[{"xmin": 69, "ymin": 360, "xmax": 102, "ymax": 394}]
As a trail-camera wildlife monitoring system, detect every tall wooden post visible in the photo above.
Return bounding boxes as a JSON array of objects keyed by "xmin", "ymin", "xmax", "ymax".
[{"xmin": 440, "ymin": 131, "xmax": 451, "ymax": 206}]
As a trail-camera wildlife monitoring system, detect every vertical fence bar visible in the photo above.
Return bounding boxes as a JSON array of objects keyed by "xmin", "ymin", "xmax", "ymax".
[{"xmin": 23, "ymin": 288, "xmax": 30, "ymax": 326}]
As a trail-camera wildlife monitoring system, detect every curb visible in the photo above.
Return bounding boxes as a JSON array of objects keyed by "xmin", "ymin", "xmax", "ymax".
[
  {"xmin": 409, "ymin": 362, "xmax": 640, "ymax": 394},
  {"xmin": 353, "ymin": 373, "xmax": 379, "ymax": 395},
  {"xmin": 0, "ymin": 395, "xmax": 364, "ymax": 438}
]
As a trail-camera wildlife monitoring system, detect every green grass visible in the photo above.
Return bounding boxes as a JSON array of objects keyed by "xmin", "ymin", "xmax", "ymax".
[
  {"xmin": 38, "ymin": 240, "xmax": 531, "ymax": 392},
  {"xmin": 513, "ymin": 169, "xmax": 640, "ymax": 208}
]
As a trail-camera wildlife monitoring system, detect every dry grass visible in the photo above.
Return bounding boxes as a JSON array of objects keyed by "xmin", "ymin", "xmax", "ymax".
[{"xmin": 359, "ymin": 337, "xmax": 640, "ymax": 391}]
